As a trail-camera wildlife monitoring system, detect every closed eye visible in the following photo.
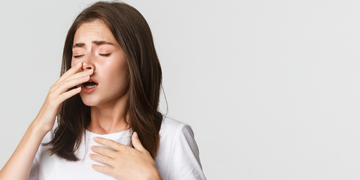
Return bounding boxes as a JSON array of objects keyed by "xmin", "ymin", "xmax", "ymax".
[
  {"xmin": 73, "ymin": 55, "xmax": 84, "ymax": 58},
  {"xmin": 100, "ymin": 53, "xmax": 111, "ymax": 57}
]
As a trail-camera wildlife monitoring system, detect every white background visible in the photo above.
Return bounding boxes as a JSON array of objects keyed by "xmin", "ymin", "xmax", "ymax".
[{"xmin": 1, "ymin": 0, "xmax": 360, "ymax": 179}]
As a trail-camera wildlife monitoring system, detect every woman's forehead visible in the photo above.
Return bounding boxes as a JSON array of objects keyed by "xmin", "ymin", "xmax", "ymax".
[{"xmin": 74, "ymin": 19, "xmax": 117, "ymax": 46}]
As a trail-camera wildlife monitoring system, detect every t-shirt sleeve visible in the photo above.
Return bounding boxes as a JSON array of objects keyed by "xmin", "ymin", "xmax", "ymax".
[{"xmin": 166, "ymin": 124, "xmax": 207, "ymax": 180}]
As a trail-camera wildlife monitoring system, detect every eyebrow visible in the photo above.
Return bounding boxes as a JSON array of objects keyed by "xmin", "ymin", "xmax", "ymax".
[{"xmin": 72, "ymin": 41, "xmax": 115, "ymax": 48}]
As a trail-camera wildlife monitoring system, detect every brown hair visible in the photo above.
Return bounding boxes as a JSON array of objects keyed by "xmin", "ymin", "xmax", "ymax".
[{"xmin": 44, "ymin": 1, "xmax": 163, "ymax": 161}]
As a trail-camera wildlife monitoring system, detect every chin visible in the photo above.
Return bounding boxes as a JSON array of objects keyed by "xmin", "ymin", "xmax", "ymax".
[{"xmin": 80, "ymin": 94, "xmax": 100, "ymax": 107}]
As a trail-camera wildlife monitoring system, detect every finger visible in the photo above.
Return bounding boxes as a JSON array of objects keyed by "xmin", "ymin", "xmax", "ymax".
[
  {"xmin": 94, "ymin": 137, "xmax": 125, "ymax": 151},
  {"xmin": 55, "ymin": 62, "xmax": 83, "ymax": 86},
  {"xmin": 92, "ymin": 164, "xmax": 114, "ymax": 176},
  {"xmin": 132, "ymin": 132, "xmax": 146, "ymax": 152},
  {"xmin": 61, "ymin": 69, "xmax": 93, "ymax": 84},
  {"xmin": 55, "ymin": 86, "xmax": 81, "ymax": 103},
  {"xmin": 90, "ymin": 154, "xmax": 114, "ymax": 167},
  {"xmin": 91, "ymin": 146, "xmax": 116, "ymax": 159},
  {"xmin": 53, "ymin": 75, "xmax": 90, "ymax": 95},
  {"xmin": 53, "ymin": 69, "xmax": 92, "ymax": 92}
]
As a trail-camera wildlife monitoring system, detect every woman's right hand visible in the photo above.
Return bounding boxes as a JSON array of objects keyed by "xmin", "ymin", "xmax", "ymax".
[{"xmin": 33, "ymin": 62, "xmax": 93, "ymax": 133}]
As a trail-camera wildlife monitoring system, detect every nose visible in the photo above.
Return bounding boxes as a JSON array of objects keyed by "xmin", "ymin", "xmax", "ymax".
[
  {"xmin": 82, "ymin": 62, "xmax": 94, "ymax": 71},
  {"xmin": 82, "ymin": 56, "xmax": 95, "ymax": 72}
]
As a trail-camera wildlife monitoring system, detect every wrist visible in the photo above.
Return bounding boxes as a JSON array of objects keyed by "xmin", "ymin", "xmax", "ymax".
[
  {"xmin": 30, "ymin": 119, "xmax": 52, "ymax": 137},
  {"xmin": 147, "ymin": 168, "xmax": 162, "ymax": 180}
]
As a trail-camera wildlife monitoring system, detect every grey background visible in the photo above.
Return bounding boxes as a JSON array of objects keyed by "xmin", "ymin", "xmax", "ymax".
[{"xmin": 1, "ymin": 0, "xmax": 360, "ymax": 179}]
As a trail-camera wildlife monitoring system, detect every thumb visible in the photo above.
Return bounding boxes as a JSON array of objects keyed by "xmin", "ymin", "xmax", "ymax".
[{"xmin": 132, "ymin": 132, "xmax": 146, "ymax": 151}]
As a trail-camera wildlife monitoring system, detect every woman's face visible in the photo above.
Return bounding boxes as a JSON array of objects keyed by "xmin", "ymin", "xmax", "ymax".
[{"xmin": 71, "ymin": 19, "xmax": 129, "ymax": 107}]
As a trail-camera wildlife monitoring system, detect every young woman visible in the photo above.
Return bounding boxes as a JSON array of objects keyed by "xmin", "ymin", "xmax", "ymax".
[{"xmin": 0, "ymin": 2, "xmax": 206, "ymax": 180}]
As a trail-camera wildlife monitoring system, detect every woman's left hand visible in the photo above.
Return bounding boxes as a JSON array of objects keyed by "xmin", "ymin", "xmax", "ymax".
[{"xmin": 90, "ymin": 132, "xmax": 162, "ymax": 180}]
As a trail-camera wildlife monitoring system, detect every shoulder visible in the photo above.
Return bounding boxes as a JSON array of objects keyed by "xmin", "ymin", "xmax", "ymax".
[
  {"xmin": 157, "ymin": 115, "xmax": 199, "ymax": 161},
  {"xmin": 159, "ymin": 116, "xmax": 195, "ymax": 141}
]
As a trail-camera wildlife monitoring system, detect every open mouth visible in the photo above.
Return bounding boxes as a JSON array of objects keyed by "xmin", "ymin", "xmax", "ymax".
[{"xmin": 83, "ymin": 81, "xmax": 98, "ymax": 89}]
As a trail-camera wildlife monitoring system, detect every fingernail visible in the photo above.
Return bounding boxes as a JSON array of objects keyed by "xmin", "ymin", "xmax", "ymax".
[
  {"xmin": 77, "ymin": 87, "xmax": 81, "ymax": 92},
  {"xmin": 83, "ymin": 76, "xmax": 89, "ymax": 80},
  {"xmin": 77, "ymin": 62, "xmax": 82, "ymax": 67},
  {"xmin": 89, "ymin": 154, "xmax": 93, "ymax": 158},
  {"xmin": 91, "ymin": 146, "xmax": 94, "ymax": 150},
  {"xmin": 93, "ymin": 137, "xmax": 98, "ymax": 141},
  {"xmin": 133, "ymin": 132, "xmax": 138, "ymax": 139},
  {"xmin": 87, "ymin": 69, "xmax": 93, "ymax": 74}
]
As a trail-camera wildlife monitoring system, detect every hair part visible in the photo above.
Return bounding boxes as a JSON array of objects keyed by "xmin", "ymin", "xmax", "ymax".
[{"xmin": 44, "ymin": 1, "xmax": 163, "ymax": 161}]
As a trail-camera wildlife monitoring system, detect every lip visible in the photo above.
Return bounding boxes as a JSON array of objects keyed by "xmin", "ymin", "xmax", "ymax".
[
  {"xmin": 81, "ymin": 77, "xmax": 99, "ymax": 94},
  {"xmin": 89, "ymin": 77, "xmax": 98, "ymax": 84}
]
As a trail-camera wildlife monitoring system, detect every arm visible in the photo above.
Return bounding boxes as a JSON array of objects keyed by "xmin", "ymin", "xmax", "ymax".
[
  {"xmin": 0, "ymin": 62, "xmax": 93, "ymax": 180},
  {"xmin": 0, "ymin": 121, "xmax": 48, "ymax": 180}
]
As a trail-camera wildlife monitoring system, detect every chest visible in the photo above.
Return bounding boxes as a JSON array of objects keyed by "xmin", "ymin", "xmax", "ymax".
[{"xmin": 37, "ymin": 142, "xmax": 117, "ymax": 180}]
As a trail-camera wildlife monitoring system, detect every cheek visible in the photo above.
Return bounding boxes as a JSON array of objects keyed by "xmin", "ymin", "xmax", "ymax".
[
  {"xmin": 107, "ymin": 62, "xmax": 129, "ymax": 87},
  {"xmin": 104, "ymin": 55, "xmax": 128, "ymax": 77},
  {"xmin": 71, "ymin": 57, "xmax": 80, "ymax": 67},
  {"xmin": 107, "ymin": 64, "xmax": 128, "ymax": 81}
]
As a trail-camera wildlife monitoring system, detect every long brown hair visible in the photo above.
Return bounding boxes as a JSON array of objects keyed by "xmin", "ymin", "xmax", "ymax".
[{"xmin": 44, "ymin": 1, "xmax": 163, "ymax": 161}]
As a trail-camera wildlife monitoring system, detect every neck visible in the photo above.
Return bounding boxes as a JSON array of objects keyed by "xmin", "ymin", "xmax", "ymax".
[{"xmin": 87, "ymin": 93, "xmax": 130, "ymax": 134}]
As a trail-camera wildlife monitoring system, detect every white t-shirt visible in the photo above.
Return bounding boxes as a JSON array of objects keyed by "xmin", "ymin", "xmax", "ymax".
[{"xmin": 28, "ymin": 116, "xmax": 206, "ymax": 180}]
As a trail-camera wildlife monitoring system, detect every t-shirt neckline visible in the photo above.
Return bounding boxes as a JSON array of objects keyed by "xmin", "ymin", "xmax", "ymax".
[{"xmin": 85, "ymin": 128, "xmax": 133, "ymax": 139}]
